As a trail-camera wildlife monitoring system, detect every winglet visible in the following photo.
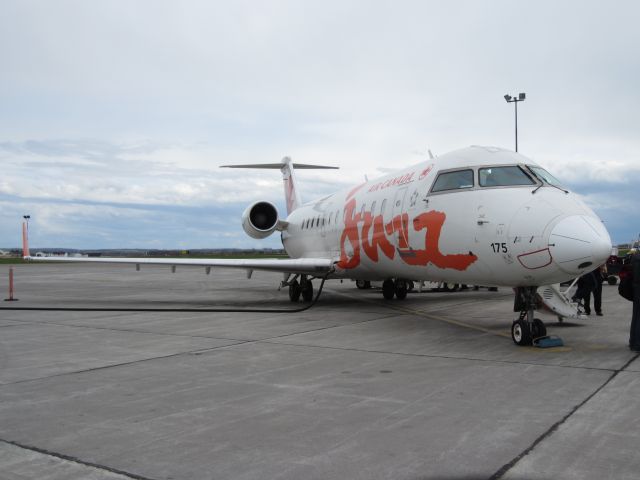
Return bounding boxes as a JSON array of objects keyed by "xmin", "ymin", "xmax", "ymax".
[{"xmin": 22, "ymin": 221, "xmax": 30, "ymax": 259}]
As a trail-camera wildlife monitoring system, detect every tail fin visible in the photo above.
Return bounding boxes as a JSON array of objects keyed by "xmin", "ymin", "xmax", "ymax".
[
  {"xmin": 22, "ymin": 221, "xmax": 30, "ymax": 258},
  {"xmin": 221, "ymin": 157, "xmax": 338, "ymax": 215}
]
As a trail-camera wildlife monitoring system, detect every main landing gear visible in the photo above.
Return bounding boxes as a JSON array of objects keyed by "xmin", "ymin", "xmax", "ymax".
[
  {"xmin": 287, "ymin": 275, "xmax": 314, "ymax": 302},
  {"xmin": 382, "ymin": 279, "xmax": 409, "ymax": 300},
  {"xmin": 511, "ymin": 286, "xmax": 547, "ymax": 346}
]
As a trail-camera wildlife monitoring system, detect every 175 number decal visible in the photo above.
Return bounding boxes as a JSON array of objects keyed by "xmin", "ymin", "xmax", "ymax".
[{"xmin": 490, "ymin": 242, "xmax": 507, "ymax": 253}]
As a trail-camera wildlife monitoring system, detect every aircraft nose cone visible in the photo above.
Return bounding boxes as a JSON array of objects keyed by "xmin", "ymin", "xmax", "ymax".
[{"xmin": 548, "ymin": 215, "xmax": 612, "ymax": 275}]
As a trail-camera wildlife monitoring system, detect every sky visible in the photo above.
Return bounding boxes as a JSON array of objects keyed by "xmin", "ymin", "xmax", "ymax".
[{"xmin": 1, "ymin": 0, "xmax": 639, "ymax": 250}]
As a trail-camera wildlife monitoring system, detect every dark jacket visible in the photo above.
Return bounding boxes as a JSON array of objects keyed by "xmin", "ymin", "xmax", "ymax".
[{"xmin": 633, "ymin": 253, "xmax": 640, "ymax": 287}]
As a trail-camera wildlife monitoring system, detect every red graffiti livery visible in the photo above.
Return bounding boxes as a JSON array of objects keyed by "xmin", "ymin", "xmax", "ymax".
[{"xmin": 338, "ymin": 198, "xmax": 478, "ymax": 271}]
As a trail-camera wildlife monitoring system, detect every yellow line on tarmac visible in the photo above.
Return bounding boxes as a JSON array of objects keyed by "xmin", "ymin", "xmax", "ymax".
[{"xmin": 329, "ymin": 288, "xmax": 511, "ymax": 338}]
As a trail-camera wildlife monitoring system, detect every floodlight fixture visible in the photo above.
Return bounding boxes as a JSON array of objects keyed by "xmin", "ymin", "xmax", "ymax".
[{"xmin": 503, "ymin": 92, "xmax": 526, "ymax": 152}]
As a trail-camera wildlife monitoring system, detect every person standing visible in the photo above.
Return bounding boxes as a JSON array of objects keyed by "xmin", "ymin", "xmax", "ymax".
[
  {"xmin": 584, "ymin": 265, "xmax": 607, "ymax": 316},
  {"xmin": 572, "ymin": 270, "xmax": 597, "ymax": 315},
  {"xmin": 630, "ymin": 252, "xmax": 640, "ymax": 351}
]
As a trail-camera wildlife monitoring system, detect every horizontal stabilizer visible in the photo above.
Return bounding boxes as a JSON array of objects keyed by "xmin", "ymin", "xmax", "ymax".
[
  {"xmin": 221, "ymin": 157, "xmax": 338, "ymax": 214},
  {"xmin": 221, "ymin": 163, "xmax": 338, "ymax": 170}
]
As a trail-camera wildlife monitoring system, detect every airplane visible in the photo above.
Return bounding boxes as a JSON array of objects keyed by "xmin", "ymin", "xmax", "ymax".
[{"xmin": 21, "ymin": 145, "xmax": 612, "ymax": 346}]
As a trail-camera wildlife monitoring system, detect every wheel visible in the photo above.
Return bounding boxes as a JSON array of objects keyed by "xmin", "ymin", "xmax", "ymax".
[
  {"xmin": 607, "ymin": 275, "xmax": 618, "ymax": 286},
  {"xmin": 557, "ymin": 315, "xmax": 564, "ymax": 324},
  {"xmin": 407, "ymin": 280, "xmax": 415, "ymax": 292},
  {"xmin": 301, "ymin": 280, "xmax": 314, "ymax": 302},
  {"xmin": 532, "ymin": 318, "xmax": 547, "ymax": 338},
  {"xmin": 511, "ymin": 320, "xmax": 533, "ymax": 346},
  {"xmin": 382, "ymin": 279, "xmax": 395, "ymax": 300},
  {"xmin": 356, "ymin": 280, "xmax": 371, "ymax": 289},
  {"xmin": 288, "ymin": 280, "xmax": 301, "ymax": 302},
  {"xmin": 395, "ymin": 279, "xmax": 408, "ymax": 300},
  {"xmin": 488, "ymin": 287, "xmax": 498, "ymax": 292}
]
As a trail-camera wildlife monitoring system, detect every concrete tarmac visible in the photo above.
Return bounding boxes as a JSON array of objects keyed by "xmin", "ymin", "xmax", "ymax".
[{"xmin": 0, "ymin": 263, "xmax": 638, "ymax": 480}]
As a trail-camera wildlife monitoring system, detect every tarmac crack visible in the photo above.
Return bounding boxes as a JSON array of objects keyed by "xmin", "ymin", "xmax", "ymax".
[
  {"xmin": 328, "ymin": 288, "xmax": 513, "ymax": 338},
  {"xmin": 0, "ymin": 438, "xmax": 157, "ymax": 480},
  {"xmin": 260, "ymin": 339, "xmax": 623, "ymax": 374},
  {"xmin": 1, "ymin": 315, "xmax": 267, "ymax": 341},
  {"xmin": 489, "ymin": 352, "xmax": 640, "ymax": 480},
  {"xmin": 0, "ymin": 340, "xmax": 250, "ymax": 387}
]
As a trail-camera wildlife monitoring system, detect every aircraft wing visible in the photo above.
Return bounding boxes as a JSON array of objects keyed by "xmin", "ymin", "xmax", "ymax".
[{"xmin": 24, "ymin": 255, "xmax": 336, "ymax": 277}]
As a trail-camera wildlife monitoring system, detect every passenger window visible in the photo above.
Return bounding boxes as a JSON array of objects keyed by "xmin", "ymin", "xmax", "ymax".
[
  {"xmin": 311, "ymin": 218, "xmax": 315, "ymax": 228},
  {"xmin": 479, "ymin": 166, "xmax": 535, "ymax": 187},
  {"xmin": 328, "ymin": 212, "xmax": 333, "ymax": 225},
  {"xmin": 371, "ymin": 201, "xmax": 377, "ymax": 215},
  {"xmin": 380, "ymin": 199, "xmax": 387, "ymax": 215},
  {"xmin": 431, "ymin": 169, "xmax": 474, "ymax": 193},
  {"xmin": 360, "ymin": 203, "xmax": 366, "ymax": 218}
]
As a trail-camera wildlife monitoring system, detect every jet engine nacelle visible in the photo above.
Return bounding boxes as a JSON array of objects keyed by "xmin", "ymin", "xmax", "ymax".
[{"xmin": 242, "ymin": 201, "xmax": 280, "ymax": 239}]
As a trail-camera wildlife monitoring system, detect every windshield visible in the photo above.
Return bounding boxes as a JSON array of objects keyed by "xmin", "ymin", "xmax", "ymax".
[
  {"xmin": 528, "ymin": 166, "xmax": 565, "ymax": 188},
  {"xmin": 431, "ymin": 169, "xmax": 474, "ymax": 193},
  {"xmin": 479, "ymin": 166, "xmax": 535, "ymax": 187}
]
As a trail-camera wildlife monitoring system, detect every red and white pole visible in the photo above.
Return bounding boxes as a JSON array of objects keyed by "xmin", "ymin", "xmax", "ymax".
[{"xmin": 4, "ymin": 267, "xmax": 18, "ymax": 301}]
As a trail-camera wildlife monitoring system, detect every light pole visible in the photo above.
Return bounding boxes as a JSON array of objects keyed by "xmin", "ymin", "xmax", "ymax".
[{"xmin": 504, "ymin": 92, "xmax": 526, "ymax": 152}]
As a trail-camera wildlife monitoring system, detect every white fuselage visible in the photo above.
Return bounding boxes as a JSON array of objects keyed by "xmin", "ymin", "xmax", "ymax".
[{"xmin": 281, "ymin": 146, "xmax": 612, "ymax": 287}]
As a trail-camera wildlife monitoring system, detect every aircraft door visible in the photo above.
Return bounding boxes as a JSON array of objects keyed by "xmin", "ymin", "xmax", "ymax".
[
  {"xmin": 320, "ymin": 209, "xmax": 327, "ymax": 238},
  {"xmin": 475, "ymin": 191, "xmax": 510, "ymax": 270},
  {"xmin": 391, "ymin": 187, "xmax": 409, "ymax": 248}
]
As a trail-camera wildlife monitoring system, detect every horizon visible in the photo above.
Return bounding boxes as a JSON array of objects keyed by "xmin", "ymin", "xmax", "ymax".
[{"xmin": 2, "ymin": 1, "xmax": 639, "ymax": 248}]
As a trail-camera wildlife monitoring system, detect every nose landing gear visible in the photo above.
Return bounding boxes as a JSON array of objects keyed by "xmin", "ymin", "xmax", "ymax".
[{"xmin": 511, "ymin": 286, "xmax": 547, "ymax": 346}]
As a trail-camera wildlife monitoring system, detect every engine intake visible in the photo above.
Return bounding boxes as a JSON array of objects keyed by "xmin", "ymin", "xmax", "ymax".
[{"xmin": 242, "ymin": 201, "xmax": 280, "ymax": 239}]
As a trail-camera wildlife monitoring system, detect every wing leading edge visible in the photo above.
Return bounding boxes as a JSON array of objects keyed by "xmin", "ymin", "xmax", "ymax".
[{"xmin": 24, "ymin": 255, "xmax": 335, "ymax": 276}]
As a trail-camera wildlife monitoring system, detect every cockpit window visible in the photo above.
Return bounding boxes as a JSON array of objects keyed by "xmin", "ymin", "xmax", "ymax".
[
  {"xmin": 528, "ymin": 166, "xmax": 565, "ymax": 188},
  {"xmin": 479, "ymin": 166, "xmax": 535, "ymax": 187},
  {"xmin": 431, "ymin": 169, "xmax": 474, "ymax": 193}
]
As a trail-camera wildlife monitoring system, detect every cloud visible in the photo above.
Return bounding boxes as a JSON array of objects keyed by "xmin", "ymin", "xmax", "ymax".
[{"xmin": 0, "ymin": 1, "xmax": 639, "ymax": 247}]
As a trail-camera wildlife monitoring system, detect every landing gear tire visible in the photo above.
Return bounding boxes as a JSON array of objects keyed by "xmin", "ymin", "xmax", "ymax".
[
  {"xmin": 407, "ymin": 281, "xmax": 415, "ymax": 292},
  {"xmin": 395, "ymin": 279, "xmax": 408, "ymax": 300},
  {"xmin": 382, "ymin": 279, "xmax": 395, "ymax": 300},
  {"xmin": 356, "ymin": 280, "xmax": 371, "ymax": 290},
  {"xmin": 511, "ymin": 320, "xmax": 533, "ymax": 346},
  {"xmin": 443, "ymin": 283, "xmax": 459, "ymax": 292},
  {"xmin": 289, "ymin": 280, "xmax": 301, "ymax": 302},
  {"xmin": 301, "ymin": 279, "xmax": 314, "ymax": 302},
  {"xmin": 607, "ymin": 275, "xmax": 618, "ymax": 286},
  {"xmin": 532, "ymin": 318, "xmax": 547, "ymax": 338}
]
